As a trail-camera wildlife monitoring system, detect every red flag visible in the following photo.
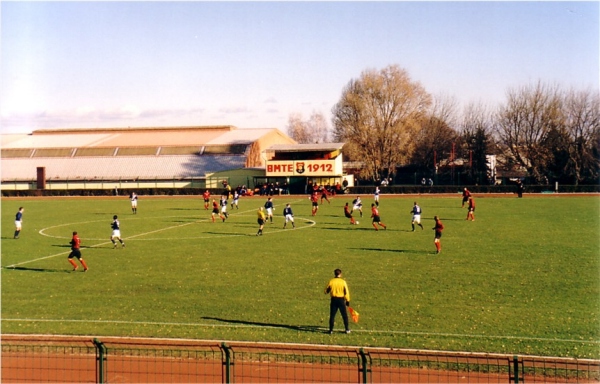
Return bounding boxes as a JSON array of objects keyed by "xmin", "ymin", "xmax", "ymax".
[{"xmin": 348, "ymin": 307, "xmax": 360, "ymax": 323}]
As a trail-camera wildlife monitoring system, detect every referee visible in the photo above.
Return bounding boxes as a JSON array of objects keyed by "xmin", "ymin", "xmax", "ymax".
[{"xmin": 324, "ymin": 269, "xmax": 351, "ymax": 334}]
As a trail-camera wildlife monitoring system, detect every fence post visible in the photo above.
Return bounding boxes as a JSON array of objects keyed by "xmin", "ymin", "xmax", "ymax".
[
  {"xmin": 221, "ymin": 342, "xmax": 232, "ymax": 384},
  {"xmin": 508, "ymin": 355, "xmax": 520, "ymax": 383},
  {"xmin": 93, "ymin": 338, "xmax": 107, "ymax": 384},
  {"xmin": 358, "ymin": 348, "xmax": 370, "ymax": 383}
]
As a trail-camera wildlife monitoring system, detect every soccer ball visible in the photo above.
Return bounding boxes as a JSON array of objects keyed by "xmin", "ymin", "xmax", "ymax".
[{"xmin": 355, "ymin": 221, "xmax": 359, "ymax": 225}]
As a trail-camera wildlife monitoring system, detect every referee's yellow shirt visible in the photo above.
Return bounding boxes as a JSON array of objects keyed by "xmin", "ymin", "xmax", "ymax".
[{"xmin": 325, "ymin": 277, "xmax": 350, "ymax": 301}]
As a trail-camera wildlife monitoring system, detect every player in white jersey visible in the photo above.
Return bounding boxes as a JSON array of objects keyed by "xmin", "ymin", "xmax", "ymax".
[
  {"xmin": 220, "ymin": 195, "xmax": 229, "ymax": 221},
  {"xmin": 130, "ymin": 192, "xmax": 138, "ymax": 214},
  {"xmin": 231, "ymin": 191, "xmax": 240, "ymax": 209}
]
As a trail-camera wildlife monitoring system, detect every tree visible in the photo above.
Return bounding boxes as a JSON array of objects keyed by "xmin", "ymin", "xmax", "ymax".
[
  {"xmin": 460, "ymin": 103, "xmax": 495, "ymax": 184},
  {"xmin": 562, "ymin": 88, "xmax": 600, "ymax": 184},
  {"xmin": 494, "ymin": 82, "xmax": 562, "ymax": 183},
  {"xmin": 286, "ymin": 113, "xmax": 310, "ymax": 144},
  {"xmin": 332, "ymin": 65, "xmax": 431, "ymax": 182},
  {"xmin": 542, "ymin": 124, "xmax": 571, "ymax": 183},
  {"xmin": 495, "ymin": 83, "xmax": 599, "ymax": 184},
  {"xmin": 410, "ymin": 94, "xmax": 459, "ymax": 173},
  {"xmin": 306, "ymin": 111, "xmax": 329, "ymax": 144},
  {"xmin": 286, "ymin": 111, "xmax": 329, "ymax": 144}
]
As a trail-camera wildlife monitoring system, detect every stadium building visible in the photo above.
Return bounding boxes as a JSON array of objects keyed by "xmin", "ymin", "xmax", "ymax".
[{"xmin": 1, "ymin": 126, "xmax": 348, "ymax": 195}]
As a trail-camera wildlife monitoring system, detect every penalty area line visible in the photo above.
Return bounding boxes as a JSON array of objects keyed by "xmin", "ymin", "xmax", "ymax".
[{"xmin": 2, "ymin": 318, "xmax": 596, "ymax": 345}]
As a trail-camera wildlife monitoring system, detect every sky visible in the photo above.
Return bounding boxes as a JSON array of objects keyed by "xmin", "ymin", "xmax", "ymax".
[{"xmin": 1, "ymin": 1, "xmax": 598, "ymax": 134}]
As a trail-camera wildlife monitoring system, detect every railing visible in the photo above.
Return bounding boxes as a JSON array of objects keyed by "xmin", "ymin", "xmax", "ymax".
[{"xmin": 1, "ymin": 335, "xmax": 598, "ymax": 383}]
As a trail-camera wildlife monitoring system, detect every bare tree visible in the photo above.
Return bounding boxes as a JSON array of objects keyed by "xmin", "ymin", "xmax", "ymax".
[
  {"xmin": 563, "ymin": 88, "xmax": 600, "ymax": 184},
  {"xmin": 286, "ymin": 111, "xmax": 330, "ymax": 144},
  {"xmin": 332, "ymin": 65, "xmax": 431, "ymax": 181},
  {"xmin": 462, "ymin": 102, "xmax": 493, "ymax": 138},
  {"xmin": 460, "ymin": 102, "xmax": 495, "ymax": 184},
  {"xmin": 286, "ymin": 113, "xmax": 310, "ymax": 144},
  {"xmin": 410, "ymin": 94, "xmax": 459, "ymax": 172},
  {"xmin": 494, "ymin": 81, "xmax": 563, "ymax": 183},
  {"xmin": 307, "ymin": 111, "xmax": 329, "ymax": 143}
]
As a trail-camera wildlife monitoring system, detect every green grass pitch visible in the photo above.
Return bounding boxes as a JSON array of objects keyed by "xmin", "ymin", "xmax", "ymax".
[{"xmin": 2, "ymin": 194, "xmax": 599, "ymax": 358}]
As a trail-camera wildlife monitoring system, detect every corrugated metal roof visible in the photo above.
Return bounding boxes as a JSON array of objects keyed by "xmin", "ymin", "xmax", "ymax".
[
  {"xmin": 2, "ymin": 155, "xmax": 246, "ymax": 180},
  {"xmin": 1, "ymin": 126, "xmax": 290, "ymax": 149},
  {"xmin": 1, "ymin": 133, "xmax": 115, "ymax": 149},
  {"xmin": 267, "ymin": 143, "xmax": 345, "ymax": 152},
  {"xmin": 206, "ymin": 128, "xmax": 278, "ymax": 145}
]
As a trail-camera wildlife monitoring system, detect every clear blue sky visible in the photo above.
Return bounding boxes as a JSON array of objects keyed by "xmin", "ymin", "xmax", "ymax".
[{"xmin": 1, "ymin": 1, "xmax": 598, "ymax": 134}]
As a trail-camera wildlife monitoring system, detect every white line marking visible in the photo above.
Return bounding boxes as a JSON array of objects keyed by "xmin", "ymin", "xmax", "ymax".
[
  {"xmin": 2, "ymin": 318, "xmax": 597, "ymax": 344},
  {"xmin": 6, "ymin": 200, "xmax": 314, "ymax": 267}
]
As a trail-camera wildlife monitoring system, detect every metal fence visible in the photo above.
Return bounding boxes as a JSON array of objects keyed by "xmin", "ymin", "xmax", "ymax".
[{"xmin": 1, "ymin": 335, "xmax": 599, "ymax": 383}]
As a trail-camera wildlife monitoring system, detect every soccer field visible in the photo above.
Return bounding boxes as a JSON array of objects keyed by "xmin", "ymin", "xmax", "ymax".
[{"xmin": 2, "ymin": 194, "xmax": 599, "ymax": 358}]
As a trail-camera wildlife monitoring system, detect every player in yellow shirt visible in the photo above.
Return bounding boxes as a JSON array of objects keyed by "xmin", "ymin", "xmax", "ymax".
[
  {"xmin": 324, "ymin": 268, "xmax": 351, "ymax": 334},
  {"xmin": 256, "ymin": 207, "xmax": 266, "ymax": 236}
]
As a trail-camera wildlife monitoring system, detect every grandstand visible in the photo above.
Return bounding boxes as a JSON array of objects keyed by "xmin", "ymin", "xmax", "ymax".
[{"xmin": 1, "ymin": 126, "xmax": 297, "ymax": 192}]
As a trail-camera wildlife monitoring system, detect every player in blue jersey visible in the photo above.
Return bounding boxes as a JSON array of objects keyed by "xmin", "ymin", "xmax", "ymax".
[
  {"xmin": 110, "ymin": 215, "xmax": 125, "ymax": 248},
  {"xmin": 411, "ymin": 202, "xmax": 424, "ymax": 231},
  {"xmin": 283, "ymin": 203, "xmax": 295, "ymax": 229},
  {"xmin": 352, "ymin": 197, "xmax": 363, "ymax": 218},
  {"xmin": 264, "ymin": 197, "xmax": 274, "ymax": 223},
  {"xmin": 14, "ymin": 207, "xmax": 24, "ymax": 239}
]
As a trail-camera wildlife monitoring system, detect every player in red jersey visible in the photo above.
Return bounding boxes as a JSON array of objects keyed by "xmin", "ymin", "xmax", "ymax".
[
  {"xmin": 461, "ymin": 188, "xmax": 471, "ymax": 208},
  {"xmin": 203, "ymin": 190, "xmax": 211, "ymax": 210},
  {"xmin": 344, "ymin": 203, "xmax": 356, "ymax": 225},
  {"xmin": 68, "ymin": 231, "xmax": 88, "ymax": 272},
  {"xmin": 433, "ymin": 216, "xmax": 444, "ymax": 254},
  {"xmin": 466, "ymin": 197, "xmax": 475, "ymax": 221},
  {"xmin": 370, "ymin": 203, "xmax": 387, "ymax": 231},
  {"xmin": 311, "ymin": 192, "xmax": 319, "ymax": 216},
  {"xmin": 320, "ymin": 185, "xmax": 331, "ymax": 204},
  {"xmin": 211, "ymin": 199, "xmax": 224, "ymax": 222}
]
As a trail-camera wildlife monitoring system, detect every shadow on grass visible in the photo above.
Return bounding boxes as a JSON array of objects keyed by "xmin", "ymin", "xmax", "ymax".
[
  {"xmin": 202, "ymin": 316, "xmax": 323, "ymax": 333},
  {"xmin": 349, "ymin": 247, "xmax": 424, "ymax": 254},
  {"xmin": 2, "ymin": 266, "xmax": 71, "ymax": 273},
  {"xmin": 52, "ymin": 245, "xmax": 96, "ymax": 249},
  {"xmin": 322, "ymin": 226, "xmax": 403, "ymax": 232},
  {"xmin": 233, "ymin": 223, "xmax": 260, "ymax": 228},
  {"xmin": 167, "ymin": 219, "xmax": 198, "ymax": 223},
  {"xmin": 321, "ymin": 227, "xmax": 372, "ymax": 231},
  {"xmin": 204, "ymin": 232, "xmax": 247, "ymax": 236}
]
